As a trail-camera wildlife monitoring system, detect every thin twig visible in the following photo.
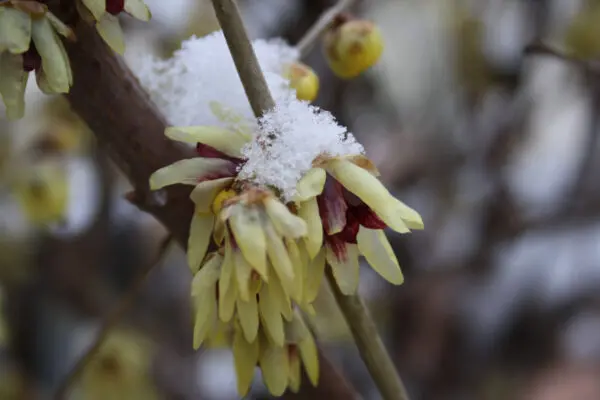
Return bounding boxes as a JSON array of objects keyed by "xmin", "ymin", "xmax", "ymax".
[
  {"xmin": 326, "ymin": 270, "xmax": 410, "ymax": 400},
  {"xmin": 53, "ymin": 234, "xmax": 174, "ymax": 399},
  {"xmin": 210, "ymin": 0, "xmax": 408, "ymax": 398},
  {"xmin": 296, "ymin": 0, "xmax": 357, "ymax": 58}
]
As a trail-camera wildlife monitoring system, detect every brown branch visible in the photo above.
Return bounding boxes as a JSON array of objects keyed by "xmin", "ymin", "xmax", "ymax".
[
  {"xmin": 296, "ymin": 0, "xmax": 357, "ymax": 58},
  {"xmin": 53, "ymin": 234, "xmax": 174, "ymax": 399}
]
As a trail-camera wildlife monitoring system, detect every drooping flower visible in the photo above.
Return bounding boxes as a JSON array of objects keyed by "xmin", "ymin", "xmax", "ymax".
[
  {"xmin": 77, "ymin": 0, "xmax": 151, "ymax": 55},
  {"xmin": 0, "ymin": 1, "xmax": 74, "ymax": 119},
  {"xmin": 295, "ymin": 154, "xmax": 423, "ymax": 295}
]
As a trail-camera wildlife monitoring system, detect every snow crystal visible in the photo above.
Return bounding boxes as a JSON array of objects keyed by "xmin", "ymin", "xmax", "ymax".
[
  {"xmin": 239, "ymin": 96, "xmax": 364, "ymax": 201},
  {"xmin": 131, "ymin": 31, "xmax": 298, "ymax": 128}
]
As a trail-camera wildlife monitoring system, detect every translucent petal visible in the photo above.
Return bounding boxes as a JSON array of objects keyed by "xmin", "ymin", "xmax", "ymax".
[
  {"xmin": 326, "ymin": 242, "xmax": 360, "ymax": 295},
  {"xmin": 219, "ymin": 231, "xmax": 234, "ymax": 296},
  {"xmin": 189, "ymin": 177, "xmax": 234, "ymax": 213},
  {"xmin": 165, "ymin": 126, "xmax": 248, "ymax": 158},
  {"xmin": 46, "ymin": 12, "xmax": 75, "ymax": 39},
  {"xmin": 187, "ymin": 213, "xmax": 214, "ymax": 275},
  {"xmin": 236, "ymin": 296, "xmax": 259, "ymax": 342},
  {"xmin": 357, "ymin": 227, "xmax": 404, "ymax": 285},
  {"xmin": 218, "ymin": 275, "xmax": 236, "ymax": 322},
  {"xmin": 149, "ymin": 158, "xmax": 234, "ymax": 190},
  {"xmin": 298, "ymin": 335, "xmax": 319, "ymax": 386},
  {"xmin": 268, "ymin": 267, "xmax": 293, "ymax": 321},
  {"xmin": 258, "ymin": 284, "xmax": 284, "ymax": 346},
  {"xmin": 304, "ymin": 248, "xmax": 325, "ymax": 303},
  {"xmin": 193, "ymin": 292, "xmax": 216, "ymax": 350},
  {"xmin": 320, "ymin": 178, "xmax": 347, "ymax": 235},
  {"xmin": 327, "ymin": 159, "xmax": 423, "ymax": 232},
  {"xmin": 294, "ymin": 167, "xmax": 326, "ymax": 203},
  {"xmin": 0, "ymin": 52, "xmax": 28, "ymax": 120},
  {"xmin": 297, "ymin": 198, "xmax": 323, "ymax": 259},
  {"xmin": 288, "ymin": 349, "xmax": 302, "ymax": 393},
  {"xmin": 31, "ymin": 18, "xmax": 70, "ymax": 93},
  {"xmin": 213, "ymin": 216, "xmax": 226, "ymax": 245},
  {"xmin": 234, "ymin": 250, "xmax": 252, "ymax": 302},
  {"xmin": 233, "ymin": 327, "xmax": 259, "ymax": 396},
  {"xmin": 260, "ymin": 344, "xmax": 289, "ymax": 396},
  {"xmin": 81, "ymin": 0, "xmax": 106, "ymax": 20},
  {"xmin": 264, "ymin": 223, "xmax": 296, "ymax": 297},
  {"xmin": 229, "ymin": 206, "xmax": 268, "ymax": 277},
  {"xmin": 285, "ymin": 238, "xmax": 303, "ymax": 302},
  {"xmin": 95, "ymin": 14, "xmax": 125, "ymax": 55},
  {"xmin": 190, "ymin": 254, "xmax": 221, "ymax": 297},
  {"xmin": 264, "ymin": 197, "xmax": 307, "ymax": 238},
  {"xmin": 124, "ymin": 0, "xmax": 151, "ymax": 21},
  {"xmin": 0, "ymin": 8, "xmax": 31, "ymax": 54}
]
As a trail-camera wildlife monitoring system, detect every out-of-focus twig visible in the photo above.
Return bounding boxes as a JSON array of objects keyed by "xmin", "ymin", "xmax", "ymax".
[
  {"xmin": 296, "ymin": 0, "xmax": 357, "ymax": 58},
  {"xmin": 53, "ymin": 234, "xmax": 174, "ymax": 400}
]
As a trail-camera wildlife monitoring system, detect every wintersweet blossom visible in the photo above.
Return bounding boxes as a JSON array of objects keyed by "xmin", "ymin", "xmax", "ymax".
[{"xmin": 0, "ymin": 2, "xmax": 73, "ymax": 118}]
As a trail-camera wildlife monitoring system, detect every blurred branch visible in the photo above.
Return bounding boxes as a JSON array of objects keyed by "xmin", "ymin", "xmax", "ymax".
[
  {"xmin": 296, "ymin": 0, "xmax": 357, "ymax": 58},
  {"xmin": 523, "ymin": 41, "xmax": 600, "ymax": 73},
  {"xmin": 327, "ymin": 270, "xmax": 411, "ymax": 400},
  {"xmin": 53, "ymin": 234, "xmax": 173, "ymax": 399}
]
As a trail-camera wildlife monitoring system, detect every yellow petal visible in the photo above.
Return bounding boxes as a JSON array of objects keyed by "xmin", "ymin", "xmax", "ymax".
[
  {"xmin": 234, "ymin": 250, "xmax": 252, "ymax": 302},
  {"xmin": 189, "ymin": 177, "xmax": 234, "ymax": 213},
  {"xmin": 46, "ymin": 12, "xmax": 75, "ymax": 39},
  {"xmin": 304, "ymin": 248, "xmax": 325, "ymax": 303},
  {"xmin": 298, "ymin": 335, "xmax": 319, "ymax": 386},
  {"xmin": 81, "ymin": 0, "xmax": 106, "ymax": 20},
  {"xmin": 124, "ymin": 0, "xmax": 151, "ymax": 21},
  {"xmin": 297, "ymin": 198, "xmax": 323, "ymax": 259},
  {"xmin": 219, "ymin": 231, "xmax": 234, "ymax": 296},
  {"xmin": 327, "ymin": 159, "xmax": 423, "ymax": 232},
  {"xmin": 285, "ymin": 238, "xmax": 303, "ymax": 302},
  {"xmin": 264, "ymin": 197, "xmax": 307, "ymax": 238},
  {"xmin": 268, "ymin": 267, "xmax": 293, "ymax": 321},
  {"xmin": 288, "ymin": 349, "xmax": 302, "ymax": 393},
  {"xmin": 213, "ymin": 216, "xmax": 226, "ymax": 245},
  {"xmin": 0, "ymin": 8, "xmax": 31, "ymax": 54},
  {"xmin": 95, "ymin": 14, "xmax": 125, "ymax": 55},
  {"xmin": 31, "ymin": 18, "xmax": 70, "ymax": 93},
  {"xmin": 187, "ymin": 213, "xmax": 214, "ymax": 274},
  {"xmin": 264, "ymin": 223, "xmax": 296, "ymax": 297},
  {"xmin": 229, "ymin": 206, "xmax": 268, "ymax": 277},
  {"xmin": 258, "ymin": 284, "xmax": 284, "ymax": 347},
  {"xmin": 326, "ymin": 243, "xmax": 360, "ymax": 295},
  {"xmin": 232, "ymin": 328, "xmax": 259, "ymax": 396},
  {"xmin": 190, "ymin": 253, "xmax": 221, "ymax": 297},
  {"xmin": 218, "ymin": 274, "xmax": 236, "ymax": 322},
  {"xmin": 149, "ymin": 158, "xmax": 234, "ymax": 190},
  {"xmin": 0, "ymin": 52, "xmax": 28, "ymax": 120},
  {"xmin": 236, "ymin": 295, "xmax": 259, "ymax": 342},
  {"xmin": 293, "ymin": 167, "xmax": 326, "ymax": 203},
  {"xmin": 165, "ymin": 126, "xmax": 248, "ymax": 158},
  {"xmin": 357, "ymin": 227, "xmax": 403, "ymax": 285},
  {"xmin": 260, "ymin": 343, "xmax": 289, "ymax": 396},
  {"xmin": 193, "ymin": 291, "xmax": 217, "ymax": 350}
]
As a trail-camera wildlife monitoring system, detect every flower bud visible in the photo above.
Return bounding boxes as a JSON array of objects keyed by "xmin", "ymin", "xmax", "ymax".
[
  {"xmin": 322, "ymin": 18, "xmax": 384, "ymax": 79},
  {"xmin": 284, "ymin": 62, "xmax": 319, "ymax": 102}
]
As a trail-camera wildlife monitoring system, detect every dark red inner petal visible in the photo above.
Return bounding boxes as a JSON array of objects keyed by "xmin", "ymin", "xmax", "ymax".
[
  {"xmin": 327, "ymin": 234, "xmax": 348, "ymax": 261},
  {"xmin": 106, "ymin": 0, "xmax": 125, "ymax": 15},
  {"xmin": 353, "ymin": 204, "xmax": 387, "ymax": 229},
  {"xmin": 195, "ymin": 143, "xmax": 245, "ymax": 165},
  {"xmin": 22, "ymin": 44, "xmax": 41, "ymax": 72},
  {"xmin": 317, "ymin": 177, "xmax": 347, "ymax": 233}
]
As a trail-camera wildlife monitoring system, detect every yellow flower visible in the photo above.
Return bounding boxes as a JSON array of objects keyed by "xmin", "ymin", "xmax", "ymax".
[
  {"xmin": 295, "ymin": 154, "xmax": 423, "ymax": 295},
  {"xmin": 322, "ymin": 18, "xmax": 384, "ymax": 79},
  {"xmin": 0, "ymin": 2, "xmax": 74, "ymax": 119},
  {"xmin": 77, "ymin": 330, "xmax": 158, "ymax": 400},
  {"xmin": 77, "ymin": 0, "xmax": 151, "ymax": 55},
  {"xmin": 284, "ymin": 62, "xmax": 320, "ymax": 102}
]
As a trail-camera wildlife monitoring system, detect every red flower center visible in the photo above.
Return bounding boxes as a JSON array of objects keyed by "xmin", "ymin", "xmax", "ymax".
[
  {"xmin": 22, "ymin": 44, "xmax": 41, "ymax": 72},
  {"xmin": 106, "ymin": 0, "xmax": 125, "ymax": 15}
]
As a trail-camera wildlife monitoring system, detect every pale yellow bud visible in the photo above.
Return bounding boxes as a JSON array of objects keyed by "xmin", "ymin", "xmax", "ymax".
[{"xmin": 284, "ymin": 62, "xmax": 320, "ymax": 102}]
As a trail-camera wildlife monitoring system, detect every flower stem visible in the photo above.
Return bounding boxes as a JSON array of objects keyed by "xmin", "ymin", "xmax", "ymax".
[
  {"xmin": 326, "ymin": 269, "xmax": 410, "ymax": 400},
  {"xmin": 210, "ymin": 1, "xmax": 410, "ymax": 398},
  {"xmin": 296, "ymin": 0, "xmax": 358, "ymax": 59}
]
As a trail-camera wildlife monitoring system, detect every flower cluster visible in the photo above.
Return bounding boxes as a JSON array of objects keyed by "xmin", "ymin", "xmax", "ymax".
[
  {"xmin": 0, "ymin": 0, "xmax": 74, "ymax": 119},
  {"xmin": 150, "ymin": 97, "xmax": 423, "ymax": 395},
  {"xmin": 77, "ymin": 0, "xmax": 151, "ymax": 54}
]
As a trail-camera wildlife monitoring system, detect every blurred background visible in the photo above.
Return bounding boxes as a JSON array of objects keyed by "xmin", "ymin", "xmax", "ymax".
[{"xmin": 3, "ymin": 0, "xmax": 600, "ymax": 399}]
